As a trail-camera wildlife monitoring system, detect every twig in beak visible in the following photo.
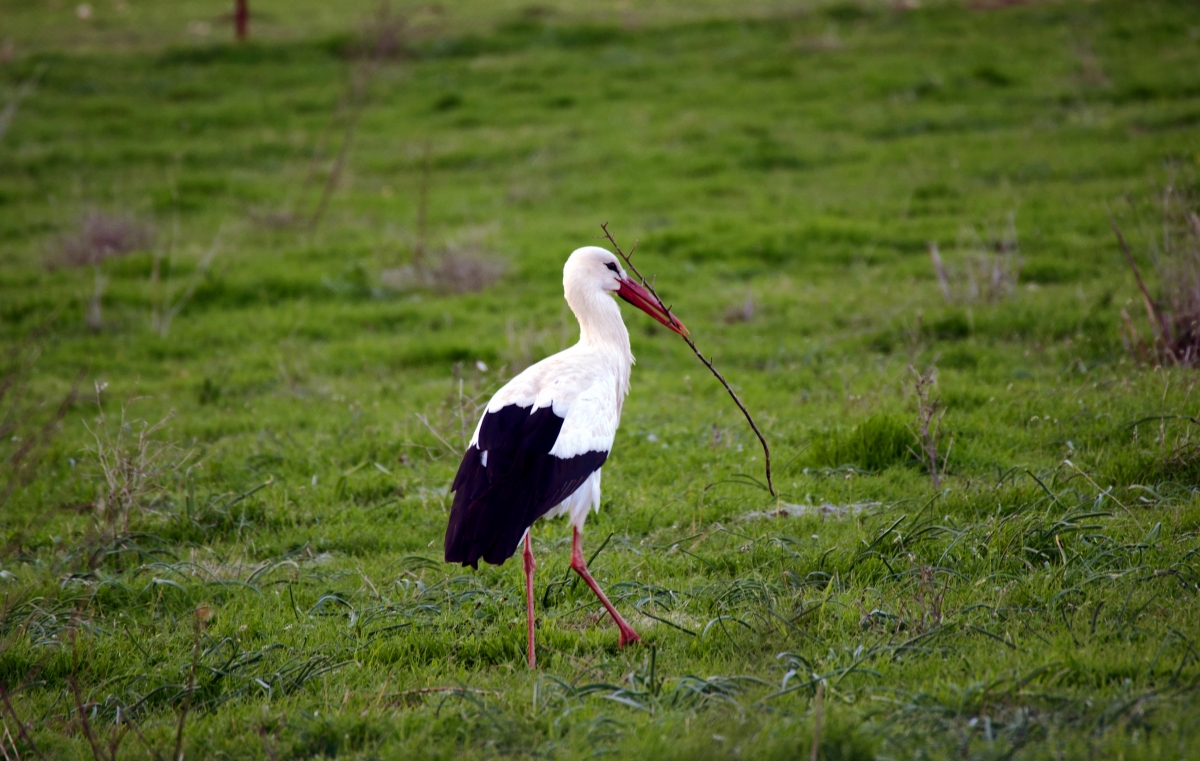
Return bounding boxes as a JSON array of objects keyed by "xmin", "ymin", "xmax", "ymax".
[{"xmin": 600, "ymin": 222, "xmax": 775, "ymax": 497}]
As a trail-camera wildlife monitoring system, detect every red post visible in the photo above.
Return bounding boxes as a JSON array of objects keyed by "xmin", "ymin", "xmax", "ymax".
[{"xmin": 234, "ymin": 0, "xmax": 248, "ymax": 40}]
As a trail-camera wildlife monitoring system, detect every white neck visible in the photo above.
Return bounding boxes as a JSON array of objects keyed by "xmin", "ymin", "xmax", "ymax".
[{"xmin": 566, "ymin": 286, "xmax": 634, "ymax": 394}]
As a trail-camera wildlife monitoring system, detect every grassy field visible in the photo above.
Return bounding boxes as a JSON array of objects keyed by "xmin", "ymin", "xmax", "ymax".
[{"xmin": 2, "ymin": 0, "xmax": 1200, "ymax": 758}]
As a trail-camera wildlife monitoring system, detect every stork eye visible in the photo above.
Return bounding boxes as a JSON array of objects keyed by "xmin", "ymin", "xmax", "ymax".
[{"xmin": 604, "ymin": 262, "xmax": 619, "ymax": 273}]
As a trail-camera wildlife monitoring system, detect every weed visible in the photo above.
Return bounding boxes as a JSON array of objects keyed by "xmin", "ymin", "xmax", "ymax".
[
  {"xmin": 907, "ymin": 364, "xmax": 946, "ymax": 488},
  {"xmin": 1115, "ymin": 187, "xmax": 1200, "ymax": 366},
  {"xmin": 83, "ymin": 390, "xmax": 189, "ymax": 535}
]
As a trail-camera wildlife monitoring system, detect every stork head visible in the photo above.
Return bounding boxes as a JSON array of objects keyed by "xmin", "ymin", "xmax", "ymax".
[{"xmin": 564, "ymin": 246, "xmax": 689, "ymax": 337}]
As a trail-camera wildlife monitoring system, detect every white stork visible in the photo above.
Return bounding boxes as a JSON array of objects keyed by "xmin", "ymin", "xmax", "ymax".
[{"xmin": 444, "ymin": 245, "xmax": 688, "ymax": 668}]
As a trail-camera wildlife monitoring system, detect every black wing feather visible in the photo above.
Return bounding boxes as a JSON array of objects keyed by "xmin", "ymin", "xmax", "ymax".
[{"xmin": 444, "ymin": 404, "xmax": 607, "ymax": 568}]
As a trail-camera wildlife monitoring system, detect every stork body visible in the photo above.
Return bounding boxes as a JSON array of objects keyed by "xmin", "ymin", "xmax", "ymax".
[{"xmin": 444, "ymin": 246, "xmax": 687, "ymax": 667}]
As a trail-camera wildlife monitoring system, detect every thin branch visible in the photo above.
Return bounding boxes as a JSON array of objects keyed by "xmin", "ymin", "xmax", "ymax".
[
  {"xmin": 104, "ymin": 709, "xmax": 132, "ymax": 761},
  {"xmin": 600, "ymin": 223, "xmax": 775, "ymax": 496}
]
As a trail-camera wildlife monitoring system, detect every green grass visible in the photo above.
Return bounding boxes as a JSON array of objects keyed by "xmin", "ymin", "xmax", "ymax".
[{"xmin": 2, "ymin": 0, "xmax": 1200, "ymax": 758}]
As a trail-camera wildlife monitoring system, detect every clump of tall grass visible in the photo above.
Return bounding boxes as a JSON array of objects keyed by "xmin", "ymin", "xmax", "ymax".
[{"xmin": 805, "ymin": 414, "xmax": 914, "ymax": 472}]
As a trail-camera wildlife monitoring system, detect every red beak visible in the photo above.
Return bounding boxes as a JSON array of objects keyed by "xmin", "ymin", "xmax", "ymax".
[{"xmin": 617, "ymin": 277, "xmax": 689, "ymax": 337}]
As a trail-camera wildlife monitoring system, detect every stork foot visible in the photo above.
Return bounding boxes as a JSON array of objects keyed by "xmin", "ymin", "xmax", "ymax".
[
  {"xmin": 618, "ymin": 627, "xmax": 641, "ymax": 648},
  {"xmin": 570, "ymin": 527, "xmax": 641, "ymax": 649}
]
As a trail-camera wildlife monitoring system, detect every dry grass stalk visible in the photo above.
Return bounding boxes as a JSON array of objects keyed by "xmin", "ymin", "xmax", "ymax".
[
  {"xmin": 907, "ymin": 364, "xmax": 945, "ymax": 488},
  {"xmin": 1074, "ymin": 36, "xmax": 1109, "ymax": 88},
  {"xmin": 928, "ymin": 243, "xmax": 951, "ymax": 301},
  {"xmin": 84, "ymin": 389, "xmax": 189, "ymax": 534},
  {"xmin": 1113, "ymin": 191, "xmax": 1200, "ymax": 366},
  {"xmin": 64, "ymin": 605, "xmax": 200, "ymax": 761},
  {"xmin": 65, "ymin": 618, "xmax": 127, "ymax": 761},
  {"xmin": 910, "ymin": 565, "xmax": 948, "ymax": 632},
  {"xmin": 258, "ymin": 720, "xmax": 282, "ymax": 761},
  {"xmin": 378, "ymin": 143, "xmax": 504, "ymax": 294},
  {"xmin": 85, "ymin": 266, "xmax": 107, "ymax": 333},
  {"xmin": 413, "ymin": 363, "xmax": 492, "ymax": 459},
  {"xmin": 171, "ymin": 614, "xmax": 203, "ymax": 761},
  {"xmin": 256, "ymin": 2, "xmax": 407, "ymax": 228}
]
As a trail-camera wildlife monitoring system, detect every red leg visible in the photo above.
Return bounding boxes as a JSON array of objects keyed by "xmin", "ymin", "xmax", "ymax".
[
  {"xmin": 569, "ymin": 527, "xmax": 640, "ymax": 647},
  {"xmin": 523, "ymin": 532, "xmax": 537, "ymax": 669}
]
